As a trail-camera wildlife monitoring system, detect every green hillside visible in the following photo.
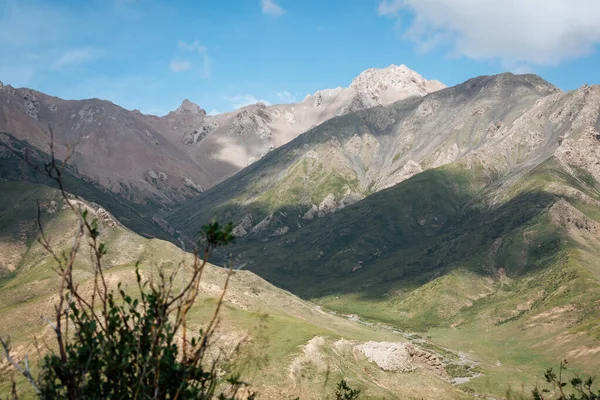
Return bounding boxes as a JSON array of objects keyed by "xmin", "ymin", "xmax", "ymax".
[{"xmin": 0, "ymin": 180, "xmax": 474, "ymax": 400}]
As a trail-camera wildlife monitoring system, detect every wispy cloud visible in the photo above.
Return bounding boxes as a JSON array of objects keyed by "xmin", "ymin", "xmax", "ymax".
[
  {"xmin": 377, "ymin": 0, "xmax": 600, "ymax": 67},
  {"xmin": 170, "ymin": 58, "xmax": 192, "ymax": 72},
  {"xmin": 275, "ymin": 90, "xmax": 296, "ymax": 103},
  {"xmin": 224, "ymin": 94, "xmax": 272, "ymax": 110},
  {"xmin": 0, "ymin": 0, "xmax": 65, "ymax": 50},
  {"xmin": 261, "ymin": 0, "xmax": 285, "ymax": 17},
  {"xmin": 53, "ymin": 48, "xmax": 102, "ymax": 70},
  {"xmin": 178, "ymin": 40, "xmax": 211, "ymax": 78},
  {"xmin": 207, "ymin": 109, "xmax": 221, "ymax": 116}
]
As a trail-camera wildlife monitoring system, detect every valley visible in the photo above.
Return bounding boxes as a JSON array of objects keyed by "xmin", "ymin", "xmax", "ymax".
[{"xmin": 1, "ymin": 65, "xmax": 599, "ymax": 399}]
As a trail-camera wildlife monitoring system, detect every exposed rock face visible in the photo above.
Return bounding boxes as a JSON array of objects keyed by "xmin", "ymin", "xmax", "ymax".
[
  {"xmin": 181, "ymin": 177, "xmax": 205, "ymax": 192},
  {"xmin": 174, "ymin": 99, "xmax": 205, "ymax": 116},
  {"xmin": 147, "ymin": 170, "xmax": 167, "ymax": 182},
  {"xmin": 23, "ymin": 91, "xmax": 40, "ymax": 120},
  {"xmin": 356, "ymin": 342, "xmax": 447, "ymax": 378},
  {"xmin": 78, "ymin": 104, "xmax": 99, "ymax": 124},
  {"xmin": 357, "ymin": 341, "xmax": 416, "ymax": 372},
  {"xmin": 182, "ymin": 120, "xmax": 218, "ymax": 145},
  {"xmin": 233, "ymin": 215, "xmax": 253, "ymax": 237},
  {"xmin": 251, "ymin": 214, "xmax": 273, "ymax": 234},
  {"xmin": 230, "ymin": 103, "xmax": 273, "ymax": 139},
  {"xmin": 345, "ymin": 64, "xmax": 445, "ymax": 113},
  {"xmin": 379, "ymin": 160, "xmax": 423, "ymax": 190},
  {"xmin": 318, "ymin": 193, "xmax": 337, "ymax": 217},
  {"xmin": 303, "ymin": 205, "xmax": 319, "ymax": 220}
]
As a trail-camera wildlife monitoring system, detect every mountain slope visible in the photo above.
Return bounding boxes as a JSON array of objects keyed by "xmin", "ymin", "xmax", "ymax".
[
  {"xmin": 0, "ymin": 65, "xmax": 443, "ymax": 208},
  {"xmin": 0, "ymin": 84, "xmax": 214, "ymax": 206},
  {"xmin": 0, "ymin": 132, "xmax": 178, "ymax": 251}
]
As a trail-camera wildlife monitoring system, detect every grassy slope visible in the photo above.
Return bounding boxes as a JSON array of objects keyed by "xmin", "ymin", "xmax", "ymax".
[
  {"xmin": 0, "ymin": 181, "xmax": 469, "ymax": 400},
  {"xmin": 207, "ymin": 158, "xmax": 600, "ymax": 397}
]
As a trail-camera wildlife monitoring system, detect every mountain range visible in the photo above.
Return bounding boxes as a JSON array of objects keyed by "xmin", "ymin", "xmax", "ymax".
[
  {"xmin": 1, "ymin": 65, "xmax": 599, "ymax": 399},
  {"xmin": 0, "ymin": 65, "xmax": 443, "ymax": 207}
]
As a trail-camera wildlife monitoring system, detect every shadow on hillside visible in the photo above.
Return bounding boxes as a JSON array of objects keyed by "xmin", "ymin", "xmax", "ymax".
[
  {"xmin": 0, "ymin": 132, "xmax": 178, "ymax": 243},
  {"xmin": 214, "ymin": 184, "xmax": 563, "ymax": 302}
]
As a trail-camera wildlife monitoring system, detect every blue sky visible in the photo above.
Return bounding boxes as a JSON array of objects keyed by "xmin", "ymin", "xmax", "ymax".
[{"xmin": 1, "ymin": 0, "xmax": 599, "ymax": 116}]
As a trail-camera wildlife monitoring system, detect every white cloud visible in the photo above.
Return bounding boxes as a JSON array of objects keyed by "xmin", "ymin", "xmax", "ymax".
[
  {"xmin": 170, "ymin": 58, "xmax": 192, "ymax": 72},
  {"xmin": 178, "ymin": 40, "xmax": 211, "ymax": 78},
  {"xmin": 207, "ymin": 109, "xmax": 220, "ymax": 116},
  {"xmin": 53, "ymin": 48, "xmax": 101, "ymax": 70},
  {"xmin": 275, "ymin": 90, "xmax": 296, "ymax": 103},
  {"xmin": 224, "ymin": 94, "xmax": 272, "ymax": 110},
  {"xmin": 261, "ymin": 0, "xmax": 285, "ymax": 17},
  {"xmin": 378, "ymin": 0, "xmax": 600, "ymax": 66}
]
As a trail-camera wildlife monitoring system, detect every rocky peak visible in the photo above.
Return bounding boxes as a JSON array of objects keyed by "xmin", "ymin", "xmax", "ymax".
[
  {"xmin": 350, "ymin": 64, "xmax": 446, "ymax": 96},
  {"xmin": 230, "ymin": 103, "xmax": 273, "ymax": 139},
  {"xmin": 174, "ymin": 99, "xmax": 206, "ymax": 116}
]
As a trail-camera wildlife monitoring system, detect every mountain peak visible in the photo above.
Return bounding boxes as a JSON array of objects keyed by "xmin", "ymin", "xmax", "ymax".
[
  {"xmin": 350, "ymin": 64, "xmax": 446, "ymax": 94},
  {"xmin": 174, "ymin": 99, "xmax": 205, "ymax": 116}
]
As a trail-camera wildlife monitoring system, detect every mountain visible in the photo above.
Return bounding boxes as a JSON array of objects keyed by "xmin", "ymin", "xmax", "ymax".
[
  {"xmin": 0, "ymin": 65, "xmax": 443, "ymax": 208},
  {"xmin": 166, "ymin": 73, "xmax": 560, "ymax": 239},
  {"xmin": 0, "ymin": 180, "xmax": 473, "ymax": 400},
  {"xmin": 165, "ymin": 73, "xmax": 600, "ymax": 396}
]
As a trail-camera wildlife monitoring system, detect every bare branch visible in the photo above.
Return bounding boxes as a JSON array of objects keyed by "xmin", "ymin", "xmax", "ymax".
[{"xmin": 0, "ymin": 337, "xmax": 41, "ymax": 395}]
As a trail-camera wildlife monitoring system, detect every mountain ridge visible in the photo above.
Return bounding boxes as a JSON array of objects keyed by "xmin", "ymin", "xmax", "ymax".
[{"xmin": 0, "ymin": 64, "xmax": 443, "ymax": 207}]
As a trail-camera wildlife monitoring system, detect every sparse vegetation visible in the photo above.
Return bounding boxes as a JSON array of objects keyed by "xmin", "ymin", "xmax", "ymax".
[{"xmin": 533, "ymin": 361, "xmax": 599, "ymax": 400}]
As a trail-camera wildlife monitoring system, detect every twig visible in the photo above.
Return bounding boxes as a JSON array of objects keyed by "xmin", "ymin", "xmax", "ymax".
[{"xmin": 0, "ymin": 337, "xmax": 41, "ymax": 394}]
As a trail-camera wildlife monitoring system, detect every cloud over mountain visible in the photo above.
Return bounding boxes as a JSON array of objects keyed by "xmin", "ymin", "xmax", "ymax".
[{"xmin": 378, "ymin": 0, "xmax": 600, "ymax": 66}]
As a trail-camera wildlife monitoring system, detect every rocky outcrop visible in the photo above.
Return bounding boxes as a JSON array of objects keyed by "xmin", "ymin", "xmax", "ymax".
[
  {"xmin": 230, "ymin": 103, "xmax": 273, "ymax": 139},
  {"xmin": 233, "ymin": 215, "xmax": 254, "ymax": 237},
  {"xmin": 182, "ymin": 177, "xmax": 205, "ymax": 192},
  {"xmin": 23, "ymin": 91, "xmax": 40, "ymax": 120},
  {"xmin": 251, "ymin": 214, "xmax": 273, "ymax": 234},
  {"xmin": 78, "ymin": 104, "xmax": 99, "ymax": 124},
  {"xmin": 174, "ymin": 99, "xmax": 206, "ymax": 116},
  {"xmin": 182, "ymin": 120, "xmax": 218, "ymax": 145},
  {"xmin": 147, "ymin": 170, "xmax": 167, "ymax": 183},
  {"xmin": 357, "ymin": 342, "xmax": 447, "ymax": 378},
  {"xmin": 317, "ymin": 194, "xmax": 337, "ymax": 217}
]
